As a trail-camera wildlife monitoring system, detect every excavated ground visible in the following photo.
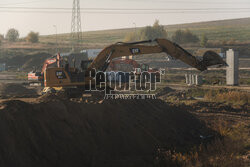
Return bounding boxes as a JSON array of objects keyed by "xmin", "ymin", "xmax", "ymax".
[
  {"xmin": 0, "ymin": 95, "xmax": 214, "ymax": 167},
  {"xmin": 0, "ymin": 83, "xmax": 39, "ymax": 99}
]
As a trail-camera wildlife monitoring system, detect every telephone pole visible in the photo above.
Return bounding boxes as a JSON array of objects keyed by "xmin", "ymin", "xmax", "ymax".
[{"xmin": 71, "ymin": 0, "xmax": 82, "ymax": 52}]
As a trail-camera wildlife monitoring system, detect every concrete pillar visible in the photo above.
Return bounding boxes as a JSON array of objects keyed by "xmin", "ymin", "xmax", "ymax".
[
  {"xmin": 185, "ymin": 74, "xmax": 189, "ymax": 84},
  {"xmin": 192, "ymin": 74, "xmax": 195, "ymax": 85},
  {"xmin": 196, "ymin": 75, "xmax": 203, "ymax": 85},
  {"xmin": 226, "ymin": 49, "xmax": 239, "ymax": 86}
]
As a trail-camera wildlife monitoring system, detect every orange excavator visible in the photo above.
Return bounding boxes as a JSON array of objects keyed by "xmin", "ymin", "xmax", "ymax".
[
  {"xmin": 43, "ymin": 38, "xmax": 227, "ymax": 92},
  {"xmin": 28, "ymin": 54, "xmax": 61, "ymax": 85}
]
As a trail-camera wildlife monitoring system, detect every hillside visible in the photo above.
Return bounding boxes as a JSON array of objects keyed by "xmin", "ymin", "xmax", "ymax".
[
  {"xmin": 1, "ymin": 17, "xmax": 250, "ymax": 71},
  {"xmin": 39, "ymin": 17, "xmax": 250, "ymax": 47}
]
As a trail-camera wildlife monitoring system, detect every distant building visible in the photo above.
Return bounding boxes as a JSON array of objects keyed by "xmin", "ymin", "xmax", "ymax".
[{"xmin": 0, "ymin": 63, "xmax": 6, "ymax": 72}]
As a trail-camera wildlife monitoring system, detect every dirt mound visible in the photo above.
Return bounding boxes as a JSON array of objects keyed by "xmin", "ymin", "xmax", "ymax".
[
  {"xmin": 0, "ymin": 99, "xmax": 212, "ymax": 167},
  {"xmin": 21, "ymin": 52, "xmax": 52, "ymax": 70},
  {"xmin": 0, "ymin": 83, "xmax": 37, "ymax": 98},
  {"xmin": 0, "ymin": 52, "xmax": 51, "ymax": 71},
  {"xmin": 156, "ymin": 86, "xmax": 175, "ymax": 97},
  {"xmin": 38, "ymin": 92, "xmax": 69, "ymax": 102}
]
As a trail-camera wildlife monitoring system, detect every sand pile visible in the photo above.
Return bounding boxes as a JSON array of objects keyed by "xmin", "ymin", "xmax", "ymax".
[{"xmin": 0, "ymin": 98, "xmax": 212, "ymax": 167}]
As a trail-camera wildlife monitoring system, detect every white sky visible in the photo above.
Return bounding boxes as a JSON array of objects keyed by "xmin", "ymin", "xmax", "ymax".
[{"xmin": 0, "ymin": 0, "xmax": 250, "ymax": 37}]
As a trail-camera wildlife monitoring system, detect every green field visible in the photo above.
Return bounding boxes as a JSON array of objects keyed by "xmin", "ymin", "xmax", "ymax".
[
  {"xmin": 1, "ymin": 17, "xmax": 250, "ymax": 71},
  {"xmin": 40, "ymin": 17, "xmax": 250, "ymax": 47}
]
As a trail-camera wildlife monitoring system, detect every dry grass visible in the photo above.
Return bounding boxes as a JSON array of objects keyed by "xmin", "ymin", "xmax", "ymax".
[
  {"xmin": 205, "ymin": 90, "xmax": 250, "ymax": 105},
  {"xmin": 155, "ymin": 120, "xmax": 249, "ymax": 167}
]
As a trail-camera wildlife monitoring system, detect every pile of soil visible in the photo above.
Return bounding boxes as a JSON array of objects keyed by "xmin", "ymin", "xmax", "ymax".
[
  {"xmin": 156, "ymin": 87, "xmax": 196, "ymax": 101},
  {"xmin": 0, "ymin": 83, "xmax": 37, "ymax": 98},
  {"xmin": 0, "ymin": 98, "xmax": 213, "ymax": 167},
  {"xmin": 0, "ymin": 52, "xmax": 51, "ymax": 71},
  {"xmin": 21, "ymin": 52, "xmax": 52, "ymax": 70},
  {"xmin": 156, "ymin": 86, "xmax": 175, "ymax": 97}
]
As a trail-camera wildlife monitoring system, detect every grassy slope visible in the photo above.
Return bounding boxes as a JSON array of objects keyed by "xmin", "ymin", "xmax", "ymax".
[
  {"xmin": 165, "ymin": 17, "xmax": 250, "ymax": 41},
  {"xmin": 40, "ymin": 17, "xmax": 250, "ymax": 47}
]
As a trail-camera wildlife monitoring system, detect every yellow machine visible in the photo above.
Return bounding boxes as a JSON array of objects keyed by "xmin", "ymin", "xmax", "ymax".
[{"xmin": 43, "ymin": 38, "xmax": 227, "ymax": 93}]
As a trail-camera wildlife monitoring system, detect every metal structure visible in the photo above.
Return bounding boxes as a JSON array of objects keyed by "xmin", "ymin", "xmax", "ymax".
[
  {"xmin": 185, "ymin": 74, "xmax": 203, "ymax": 86},
  {"xmin": 71, "ymin": 0, "xmax": 82, "ymax": 51}
]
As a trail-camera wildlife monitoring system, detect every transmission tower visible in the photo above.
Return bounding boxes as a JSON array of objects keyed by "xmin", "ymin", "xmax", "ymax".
[{"xmin": 71, "ymin": 0, "xmax": 82, "ymax": 51}]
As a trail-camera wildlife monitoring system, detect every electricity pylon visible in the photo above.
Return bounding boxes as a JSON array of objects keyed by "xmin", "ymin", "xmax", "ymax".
[{"xmin": 71, "ymin": 0, "xmax": 82, "ymax": 52}]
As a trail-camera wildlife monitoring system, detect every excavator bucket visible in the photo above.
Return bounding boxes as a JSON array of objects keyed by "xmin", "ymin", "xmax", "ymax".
[{"xmin": 201, "ymin": 51, "xmax": 228, "ymax": 68}]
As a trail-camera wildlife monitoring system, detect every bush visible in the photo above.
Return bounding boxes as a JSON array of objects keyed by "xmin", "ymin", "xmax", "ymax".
[
  {"xmin": 140, "ymin": 20, "xmax": 167, "ymax": 40},
  {"xmin": 200, "ymin": 33, "xmax": 208, "ymax": 47},
  {"xmin": 26, "ymin": 31, "xmax": 39, "ymax": 43},
  {"xmin": 124, "ymin": 20, "xmax": 167, "ymax": 42},
  {"xmin": 172, "ymin": 29, "xmax": 199, "ymax": 44},
  {"xmin": 6, "ymin": 28, "xmax": 19, "ymax": 42}
]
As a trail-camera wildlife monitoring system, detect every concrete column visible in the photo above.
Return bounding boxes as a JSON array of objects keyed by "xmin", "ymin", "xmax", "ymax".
[
  {"xmin": 196, "ymin": 75, "xmax": 203, "ymax": 85},
  {"xmin": 185, "ymin": 74, "xmax": 189, "ymax": 84},
  {"xmin": 226, "ymin": 49, "xmax": 239, "ymax": 86}
]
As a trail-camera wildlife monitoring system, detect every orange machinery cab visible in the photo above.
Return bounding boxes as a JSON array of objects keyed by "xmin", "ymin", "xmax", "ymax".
[
  {"xmin": 44, "ymin": 67, "xmax": 86, "ymax": 88},
  {"xmin": 28, "ymin": 72, "xmax": 43, "ymax": 81}
]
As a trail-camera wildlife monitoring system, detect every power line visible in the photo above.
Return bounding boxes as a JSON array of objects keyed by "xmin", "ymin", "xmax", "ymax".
[
  {"xmin": 0, "ymin": 10, "xmax": 249, "ymax": 14},
  {"xmin": 0, "ymin": 7, "xmax": 250, "ymax": 11}
]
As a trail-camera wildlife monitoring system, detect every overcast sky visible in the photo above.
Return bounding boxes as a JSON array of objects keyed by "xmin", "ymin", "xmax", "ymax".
[{"xmin": 0, "ymin": 0, "xmax": 250, "ymax": 37}]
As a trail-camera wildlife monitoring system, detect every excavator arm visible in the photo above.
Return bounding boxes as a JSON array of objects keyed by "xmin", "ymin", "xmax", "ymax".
[{"xmin": 88, "ymin": 38, "xmax": 227, "ymax": 72}]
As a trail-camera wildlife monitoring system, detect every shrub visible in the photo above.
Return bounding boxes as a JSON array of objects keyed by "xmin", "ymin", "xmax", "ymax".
[
  {"xmin": 140, "ymin": 20, "xmax": 167, "ymax": 40},
  {"xmin": 172, "ymin": 29, "xmax": 199, "ymax": 44},
  {"xmin": 6, "ymin": 28, "xmax": 19, "ymax": 42},
  {"xmin": 200, "ymin": 33, "xmax": 208, "ymax": 47},
  {"xmin": 124, "ymin": 20, "xmax": 167, "ymax": 42},
  {"xmin": 26, "ymin": 31, "xmax": 39, "ymax": 43}
]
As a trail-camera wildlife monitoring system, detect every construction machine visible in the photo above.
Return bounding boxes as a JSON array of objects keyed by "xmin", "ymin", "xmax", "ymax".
[
  {"xmin": 43, "ymin": 38, "xmax": 227, "ymax": 93},
  {"xmin": 28, "ymin": 55, "xmax": 58, "ymax": 85},
  {"xmin": 28, "ymin": 52, "xmax": 89, "ymax": 86}
]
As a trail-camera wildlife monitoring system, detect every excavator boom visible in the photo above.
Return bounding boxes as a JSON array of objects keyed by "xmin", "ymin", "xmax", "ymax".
[
  {"xmin": 88, "ymin": 38, "xmax": 227, "ymax": 72},
  {"xmin": 44, "ymin": 38, "xmax": 227, "ymax": 88}
]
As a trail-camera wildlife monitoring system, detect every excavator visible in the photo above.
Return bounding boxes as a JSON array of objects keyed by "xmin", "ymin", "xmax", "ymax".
[{"xmin": 43, "ymin": 38, "xmax": 227, "ymax": 94}]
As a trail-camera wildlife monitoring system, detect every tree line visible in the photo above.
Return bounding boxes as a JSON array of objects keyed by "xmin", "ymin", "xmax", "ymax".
[
  {"xmin": 0, "ymin": 28, "xmax": 39, "ymax": 45},
  {"xmin": 124, "ymin": 20, "xmax": 208, "ymax": 47}
]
